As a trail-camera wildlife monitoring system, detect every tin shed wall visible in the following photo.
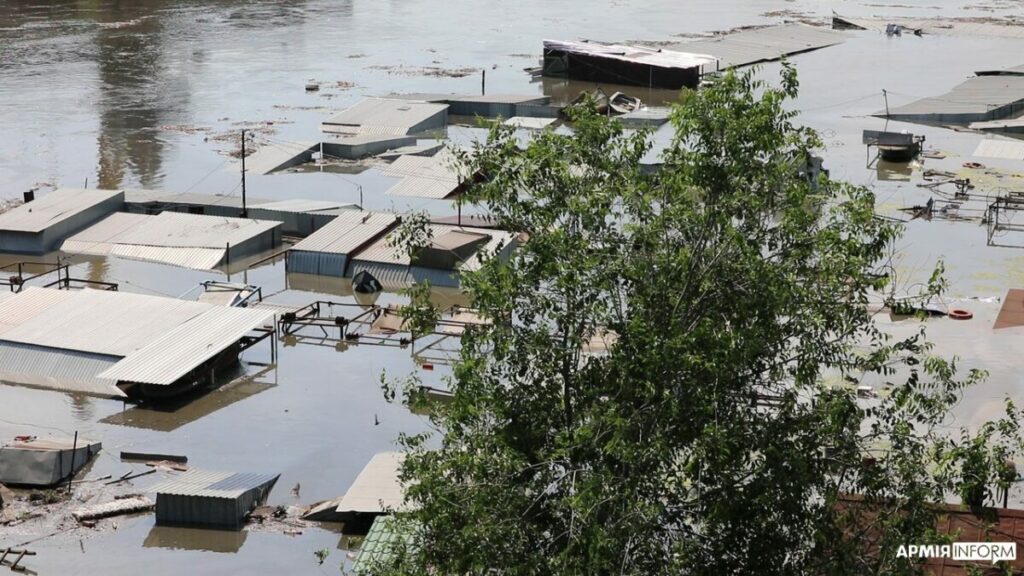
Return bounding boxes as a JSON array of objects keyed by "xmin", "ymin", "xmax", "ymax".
[{"xmin": 286, "ymin": 250, "xmax": 349, "ymax": 277}]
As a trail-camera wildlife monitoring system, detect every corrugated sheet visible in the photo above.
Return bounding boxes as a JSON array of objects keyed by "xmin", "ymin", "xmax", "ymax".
[
  {"xmin": 322, "ymin": 98, "xmax": 448, "ymax": 135},
  {"xmin": 247, "ymin": 199, "xmax": 348, "ymax": 213},
  {"xmin": 108, "ymin": 245, "xmax": 227, "ymax": 269},
  {"xmin": 0, "ymin": 189, "xmax": 123, "ymax": 233},
  {"xmin": 124, "ymin": 190, "xmax": 258, "ymax": 209},
  {"xmin": 504, "ymin": 116, "xmax": 557, "ymax": 129},
  {"xmin": 348, "ymin": 262, "xmax": 460, "ymax": 289},
  {"xmin": 244, "ymin": 140, "xmax": 317, "ymax": 175},
  {"xmin": 151, "ymin": 470, "xmax": 279, "ymax": 498},
  {"xmin": 290, "ymin": 211, "xmax": 398, "ymax": 255},
  {"xmin": 98, "ymin": 306, "xmax": 277, "ymax": 386},
  {"xmin": 975, "ymin": 139, "xmax": 1024, "ymax": 160},
  {"xmin": 0, "ymin": 288, "xmax": 212, "ymax": 356},
  {"xmin": 673, "ymin": 24, "xmax": 846, "ymax": 70},
  {"xmin": 0, "ymin": 341, "xmax": 124, "ymax": 397},
  {"xmin": 286, "ymin": 251, "xmax": 349, "ymax": 277},
  {"xmin": 352, "ymin": 224, "xmax": 514, "ymax": 268},
  {"xmin": 378, "ymin": 149, "xmax": 464, "ymax": 199},
  {"xmin": 0, "ymin": 287, "xmax": 76, "ymax": 337},
  {"xmin": 335, "ymin": 452, "xmax": 405, "ymax": 515}
]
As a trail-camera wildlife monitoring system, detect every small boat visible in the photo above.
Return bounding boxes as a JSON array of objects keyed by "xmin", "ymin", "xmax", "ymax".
[
  {"xmin": 609, "ymin": 92, "xmax": 642, "ymax": 114},
  {"xmin": 0, "ymin": 436, "xmax": 102, "ymax": 487},
  {"xmin": 567, "ymin": 89, "xmax": 609, "ymax": 115}
]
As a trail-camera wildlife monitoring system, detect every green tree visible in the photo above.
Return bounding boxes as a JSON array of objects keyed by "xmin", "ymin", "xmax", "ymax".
[{"xmin": 378, "ymin": 67, "xmax": 1024, "ymax": 575}]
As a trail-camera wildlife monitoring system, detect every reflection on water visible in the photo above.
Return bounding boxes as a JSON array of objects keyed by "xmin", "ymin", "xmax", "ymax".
[
  {"xmin": 874, "ymin": 159, "xmax": 916, "ymax": 182},
  {"xmin": 100, "ymin": 366, "xmax": 276, "ymax": 432},
  {"xmin": 144, "ymin": 525, "xmax": 248, "ymax": 553}
]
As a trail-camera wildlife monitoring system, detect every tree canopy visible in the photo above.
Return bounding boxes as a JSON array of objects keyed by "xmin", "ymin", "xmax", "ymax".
[{"xmin": 376, "ymin": 67, "xmax": 1024, "ymax": 576}]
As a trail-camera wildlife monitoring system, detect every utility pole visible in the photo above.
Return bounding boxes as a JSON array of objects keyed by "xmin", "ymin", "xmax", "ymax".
[
  {"xmin": 240, "ymin": 129, "xmax": 248, "ymax": 217},
  {"xmin": 883, "ymin": 89, "xmax": 890, "ymax": 118}
]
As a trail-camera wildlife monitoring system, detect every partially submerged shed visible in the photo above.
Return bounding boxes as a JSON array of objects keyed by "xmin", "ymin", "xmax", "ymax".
[
  {"xmin": 0, "ymin": 287, "xmax": 276, "ymax": 398},
  {"xmin": 0, "ymin": 436, "xmax": 102, "ymax": 487},
  {"xmin": 378, "ymin": 148, "xmax": 468, "ymax": 199},
  {"xmin": 0, "ymin": 188, "xmax": 124, "ymax": 254},
  {"xmin": 287, "ymin": 211, "xmax": 399, "ymax": 277},
  {"xmin": 447, "ymin": 94, "xmax": 551, "ymax": 118},
  {"xmin": 321, "ymin": 98, "xmax": 448, "ymax": 136},
  {"xmin": 305, "ymin": 452, "xmax": 405, "ymax": 523},
  {"xmin": 60, "ymin": 211, "xmax": 282, "ymax": 270},
  {"xmin": 151, "ymin": 469, "xmax": 280, "ymax": 530},
  {"xmin": 542, "ymin": 39, "xmax": 717, "ymax": 89},
  {"xmin": 348, "ymin": 224, "xmax": 518, "ymax": 289},
  {"xmin": 123, "ymin": 190, "xmax": 354, "ymax": 237}
]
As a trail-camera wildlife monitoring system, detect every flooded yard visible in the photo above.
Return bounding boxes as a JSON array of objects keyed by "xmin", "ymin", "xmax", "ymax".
[{"xmin": 3, "ymin": 0, "xmax": 1024, "ymax": 573}]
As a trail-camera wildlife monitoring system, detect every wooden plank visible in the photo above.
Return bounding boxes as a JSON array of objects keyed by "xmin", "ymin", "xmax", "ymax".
[{"xmin": 121, "ymin": 451, "xmax": 188, "ymax": 464}]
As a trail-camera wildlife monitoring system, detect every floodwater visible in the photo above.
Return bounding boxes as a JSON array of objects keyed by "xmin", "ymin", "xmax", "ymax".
[{"xmin": 2, "ymin": 0, "xmax": 1024, "ymax": 573}]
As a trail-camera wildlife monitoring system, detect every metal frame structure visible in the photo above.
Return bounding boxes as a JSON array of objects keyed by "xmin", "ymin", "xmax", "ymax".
[
  {"xmin": 987, "ymin": 193, "xmax": 1024, "ymax": 247},
  {"xmin": 277, "ymin": 300, "xmax": 484, "ymax": 365},
  {"xmin": 0, "ymin": 261, "xmax": 119, "ymax": 293}
]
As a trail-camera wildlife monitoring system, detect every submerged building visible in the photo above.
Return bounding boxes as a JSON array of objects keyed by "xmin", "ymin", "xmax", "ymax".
[{"xmin": 0, "ymin": 188, "xmax": 124, "ymax": 254}]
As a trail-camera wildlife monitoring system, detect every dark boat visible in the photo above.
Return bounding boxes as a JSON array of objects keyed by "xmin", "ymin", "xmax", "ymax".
[{"xmin": 609, "ymin": 92, "xmax": 642, "ymax": 114}]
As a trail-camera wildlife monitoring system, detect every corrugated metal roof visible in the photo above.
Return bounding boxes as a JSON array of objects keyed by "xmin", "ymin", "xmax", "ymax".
[
  {"xmin": 322, "ymin": 98, "xmax": 448, "ymax": 135},
  {"xmin": 882, "ymin": 75, "xmax": 1024, "ymax": 120},
  {"xmin": 833, "ymin": 15, "xmax": 1024, "ymax": 39},
  {"xmin": 504, "ymin": 116, "xmax": 557, "ymax": 129},
  {"xmin": 244, "ymin": 139, "xmax": 317, "ymax": 175},
  {"xmin": 248, "ymin": 199, "xmax": 352, "ymax": 213},
  {"xmin": 0, "ymin": 189, "xmax": 123, "ymax": 233},
  {"xmin": 450, "ymin": 94, "xmax": 549, "ymax": 105},
  {"xmin": 0, "ymin": 288, "xmax": 212, "ymax": 356},
  {"xmin": 975, "ymin": 139, "xmax": 1024, "ymax": 160},
  {"xmin": 123, "ymin": 190, "xmax": 262, "ymax": 209},
  {"xmin": 290, "ymin": 211, "xmax": 398, "ymax": 255},
  {"xmin": 378, "ymin": 149, "xmax": 465, "ymax": 199},
  {"xmin": 335, "ymin": 452, "xmax": 406, "ymax": 515},
  {"xmin": 98, "ymin": 306, "xmax": 277, "ymax": 386},
  {"xmin": 0, "ymin": 341, "xmax": 125, "ymax": 398},
  {"xmin": 673, "ymin": 24, "xmax": 846, "ymax": 70},
  {"xmin": 0, "ymin": 287, "xmax": 76, "ymax": 337},
  {"xmin": 61, "ymin": 211, "xmax": 280, "ymax": 269},
  {"xmin": 544, "ymin": 39, "xmax": 717, "ymax": 70},
  {"xmin": 150, "ymin": 469, "xmax": 279, "ymax": 499}
]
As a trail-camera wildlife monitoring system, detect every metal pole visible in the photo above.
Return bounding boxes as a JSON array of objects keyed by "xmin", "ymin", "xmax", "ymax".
[
  {"xmin": 66, "ymin": 430, "xmax": 78, "ymax": 494},
  {"xmin": 883, "ymin": 89, "xmax": 890, "ymax": 118},
  {"xmin": 240, "ymin": 129, "xmax": 248, "ymax": 217},
  {"xmin": 481, "ymin": 69, "xmax": 486, "ymax": 95},
  {"xmin": 359, "ymin": 185, "xmax": 363, "ymax": 209}
]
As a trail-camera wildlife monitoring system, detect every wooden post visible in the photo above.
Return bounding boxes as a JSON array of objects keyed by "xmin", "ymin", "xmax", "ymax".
[{"xmin": 66, "ymin": 430, "xmax": 78, "ymax": 494}]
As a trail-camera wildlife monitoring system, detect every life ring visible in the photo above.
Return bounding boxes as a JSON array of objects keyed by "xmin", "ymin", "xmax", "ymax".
[{"xmin": 949, "ymin": 309, "xmax": 973, "ymax": 320}]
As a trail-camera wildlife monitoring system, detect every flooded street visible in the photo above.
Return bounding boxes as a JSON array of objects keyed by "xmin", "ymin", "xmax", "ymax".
[{"xmin": 3, "ymin": 0, "xmax": 1024, "ymax": 573}]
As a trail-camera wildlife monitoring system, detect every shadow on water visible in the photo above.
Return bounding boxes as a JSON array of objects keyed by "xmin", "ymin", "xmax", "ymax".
[
  {"xmin": 144, "ymin": 525, "xmax": 248, "ymax": 553},
  {"xmin": 100, "ymin": 364, "xmax": 277, "ymax": 432}
]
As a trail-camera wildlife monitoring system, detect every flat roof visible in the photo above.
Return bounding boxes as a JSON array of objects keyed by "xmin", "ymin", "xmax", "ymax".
[
  {"xmin": 0, "ymin": 189, "xmax": 123, "ymax": 233},
  {"xmin": 290, "ymin": 211, "xmax": 398, "ymax": 255},
  {"xmin": 334, "ymin": 452, "xmax": 405, "ymax": 515},
  {"xmin": 61, "ymin": 211, "xmax": 281, "ymax": 269},
  {"xmin": 543, "ymin": 39, "xmax": 717, "ymax": 70},
  {"xmin": 378, "ymin": 149, "xmax": 465, "ymax": 199},
  {"xmin": 352, "ymin": 223, "xmax": 516, "ymax": 271},
  {"xmin": 671, "ymin": 24, "xmax": 846, "ymax": 69},
  {"xmin": 882, "ymin": 74, "xmax": 1024, "ymax": 121},
  {"xmin": 975, "ymin": 139, "xmax": 1024, "ymax": 160},
  {"xmin": 323, "ymin": 98, "xmax": 448, "ymax": 135}
]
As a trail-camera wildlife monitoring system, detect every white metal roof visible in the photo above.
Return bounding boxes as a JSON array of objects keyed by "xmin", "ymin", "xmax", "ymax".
[
  {"xmin": 504, "ymin": 116, "xmax": 557, "ymax": 130},
  {"xmin": 0, "ymin": 189, "xmax": 123, "ymax": 233},
  {"xmin": 543, "ymin": 39, "xmax": 717, "ymax": 70},
  {"xmin": 290, "ymin": 211, "xmax": 398, "ymax": 255},
  {"xmin": 334, "ymin": 452, "xmax": 406, "ymax": 514},
  {"xmin": 0, "ymin": 288, "xmax": 212, "ymax": 356},
  {"xmin": 61, "ymin": 211, "xmax": 280, "ymax": 269},
  {"xmin": 248, "ymin": 199, "xmax": 351, "ymax": 213},
  {"xmin": 352, "ymin": 224, "xmax": 516, "ymax": 270},
  {"xmin": 974, "ymin": 139, "xmax": 1024, "ymax": 160},
  {"xmin": 150, "ymin": 469, "xmax": 280, "ymax": 499},
  {"xmin": 98, "ymin": 306, "xmax": 276, "ymax": 385},
  {"xmin": 323, "ymin": 98, "xmax": 448, "ymax": 134},
  {"xmin": 378, "ymin": 149, "xmax": 466, "ymax": 199},
  {"xmin": 883, "ymin": 75, "xmax": 1024, "ymax": 119}
]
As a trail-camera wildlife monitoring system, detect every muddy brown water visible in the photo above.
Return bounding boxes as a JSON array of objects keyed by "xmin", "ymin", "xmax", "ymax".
[{"xmin": 3, "ymin": 0, "xmax": 1024, "ymax": 573}]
